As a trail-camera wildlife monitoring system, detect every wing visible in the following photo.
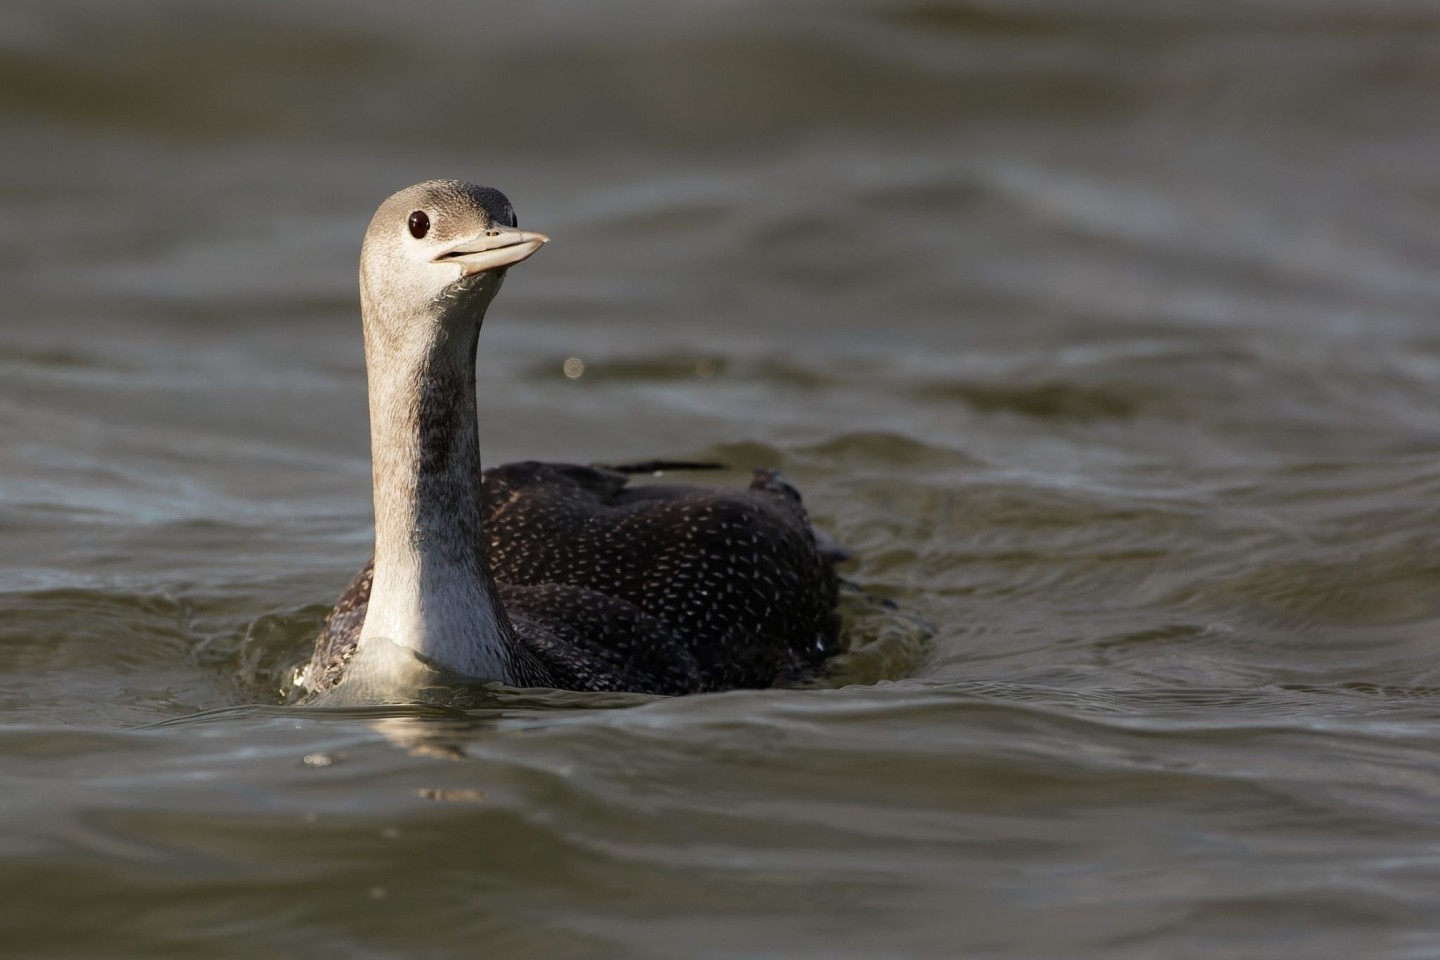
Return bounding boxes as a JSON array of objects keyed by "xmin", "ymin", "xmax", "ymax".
[
  {"xmin": 481, "ymin": 462, "xmax": 841, "ymax": 688},
  {"xmin": 501, "ymin": 581, "xmax": 702, "ymax": 695}
]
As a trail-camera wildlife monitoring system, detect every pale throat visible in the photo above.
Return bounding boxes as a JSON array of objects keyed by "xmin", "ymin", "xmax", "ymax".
[{"xmin": 356, "ymin": 291, "xmax": 516, "ymax": 681}]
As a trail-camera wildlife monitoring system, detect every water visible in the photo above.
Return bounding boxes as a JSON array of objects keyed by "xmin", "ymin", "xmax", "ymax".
[{"xmin": 4, "ymin": 0, "xmax": 1440, "ymax": 955}]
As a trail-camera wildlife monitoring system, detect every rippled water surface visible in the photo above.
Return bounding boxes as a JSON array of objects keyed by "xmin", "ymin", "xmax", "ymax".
[{"xmin": 5, "ymin": 1, "xmax": 1440, "ymax": 956}]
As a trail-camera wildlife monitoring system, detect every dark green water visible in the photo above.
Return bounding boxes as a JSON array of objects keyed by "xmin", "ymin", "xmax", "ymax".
[{"xmin": 4, "ymin": 1, "xmax": 1440, "ymax": 956}]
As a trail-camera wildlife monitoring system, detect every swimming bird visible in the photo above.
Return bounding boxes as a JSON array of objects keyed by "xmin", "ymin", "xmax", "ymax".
[{"xmin": 299, "ymin": 180, "xmax": 841, "ymax": 698}]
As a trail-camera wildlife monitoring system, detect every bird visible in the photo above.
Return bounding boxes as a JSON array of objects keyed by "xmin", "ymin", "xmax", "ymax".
[{"xmin": 297, "ymin": 179, "xmax": 842, "ymax": 698}]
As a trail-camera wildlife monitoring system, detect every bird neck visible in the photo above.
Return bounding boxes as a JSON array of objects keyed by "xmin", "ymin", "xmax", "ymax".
[{"xmin": 358, "ymin": 303, "xmax": 519, "ymax": 682}]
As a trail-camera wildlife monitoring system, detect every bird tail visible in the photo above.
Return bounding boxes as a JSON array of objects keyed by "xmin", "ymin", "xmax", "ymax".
[{"xmin": 599, "ymin": 460, "xmax": 727, "ymax": 475}]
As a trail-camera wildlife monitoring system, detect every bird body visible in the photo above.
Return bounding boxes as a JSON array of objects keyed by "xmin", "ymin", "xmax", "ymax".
[{"xmin": 299, "ymin": 180, "xmax": 841, "ymax": 698}]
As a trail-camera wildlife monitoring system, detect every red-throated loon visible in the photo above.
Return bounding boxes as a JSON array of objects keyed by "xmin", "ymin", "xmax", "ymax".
[{"xmin": 299, "ymin": 180, "xmax": 842, "ymax": 697}]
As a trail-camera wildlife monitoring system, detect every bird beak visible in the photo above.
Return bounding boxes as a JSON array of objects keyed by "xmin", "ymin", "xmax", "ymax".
[{"xmin": 433, "ymin": 225, "xmax": 550, "ymax": 276}]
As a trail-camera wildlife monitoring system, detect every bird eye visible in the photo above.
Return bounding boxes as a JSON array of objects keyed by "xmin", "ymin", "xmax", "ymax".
[{"xmin": 407, "ymin": 210, "xmax": 430, "ymax": 239}]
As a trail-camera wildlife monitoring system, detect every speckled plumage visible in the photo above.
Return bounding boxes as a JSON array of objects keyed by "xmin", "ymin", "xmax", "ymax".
[
  {"xmin": 297, "ymin": 180, "xmax": 843, "ymax": 698},
  {"xmin": 305, "ymin": 462, "xmax": 841, "ymax": 694}
]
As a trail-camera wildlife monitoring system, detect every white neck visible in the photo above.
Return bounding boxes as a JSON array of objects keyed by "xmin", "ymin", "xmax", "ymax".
[{"xmin": 356, "ymin": 291, "xmax": 518, "ymax": 682}]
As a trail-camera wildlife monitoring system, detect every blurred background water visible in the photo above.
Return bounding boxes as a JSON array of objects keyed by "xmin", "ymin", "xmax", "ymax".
[{"xmin": 3, "ymin": 0, "xmax": 1440, "ymax": 956}]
